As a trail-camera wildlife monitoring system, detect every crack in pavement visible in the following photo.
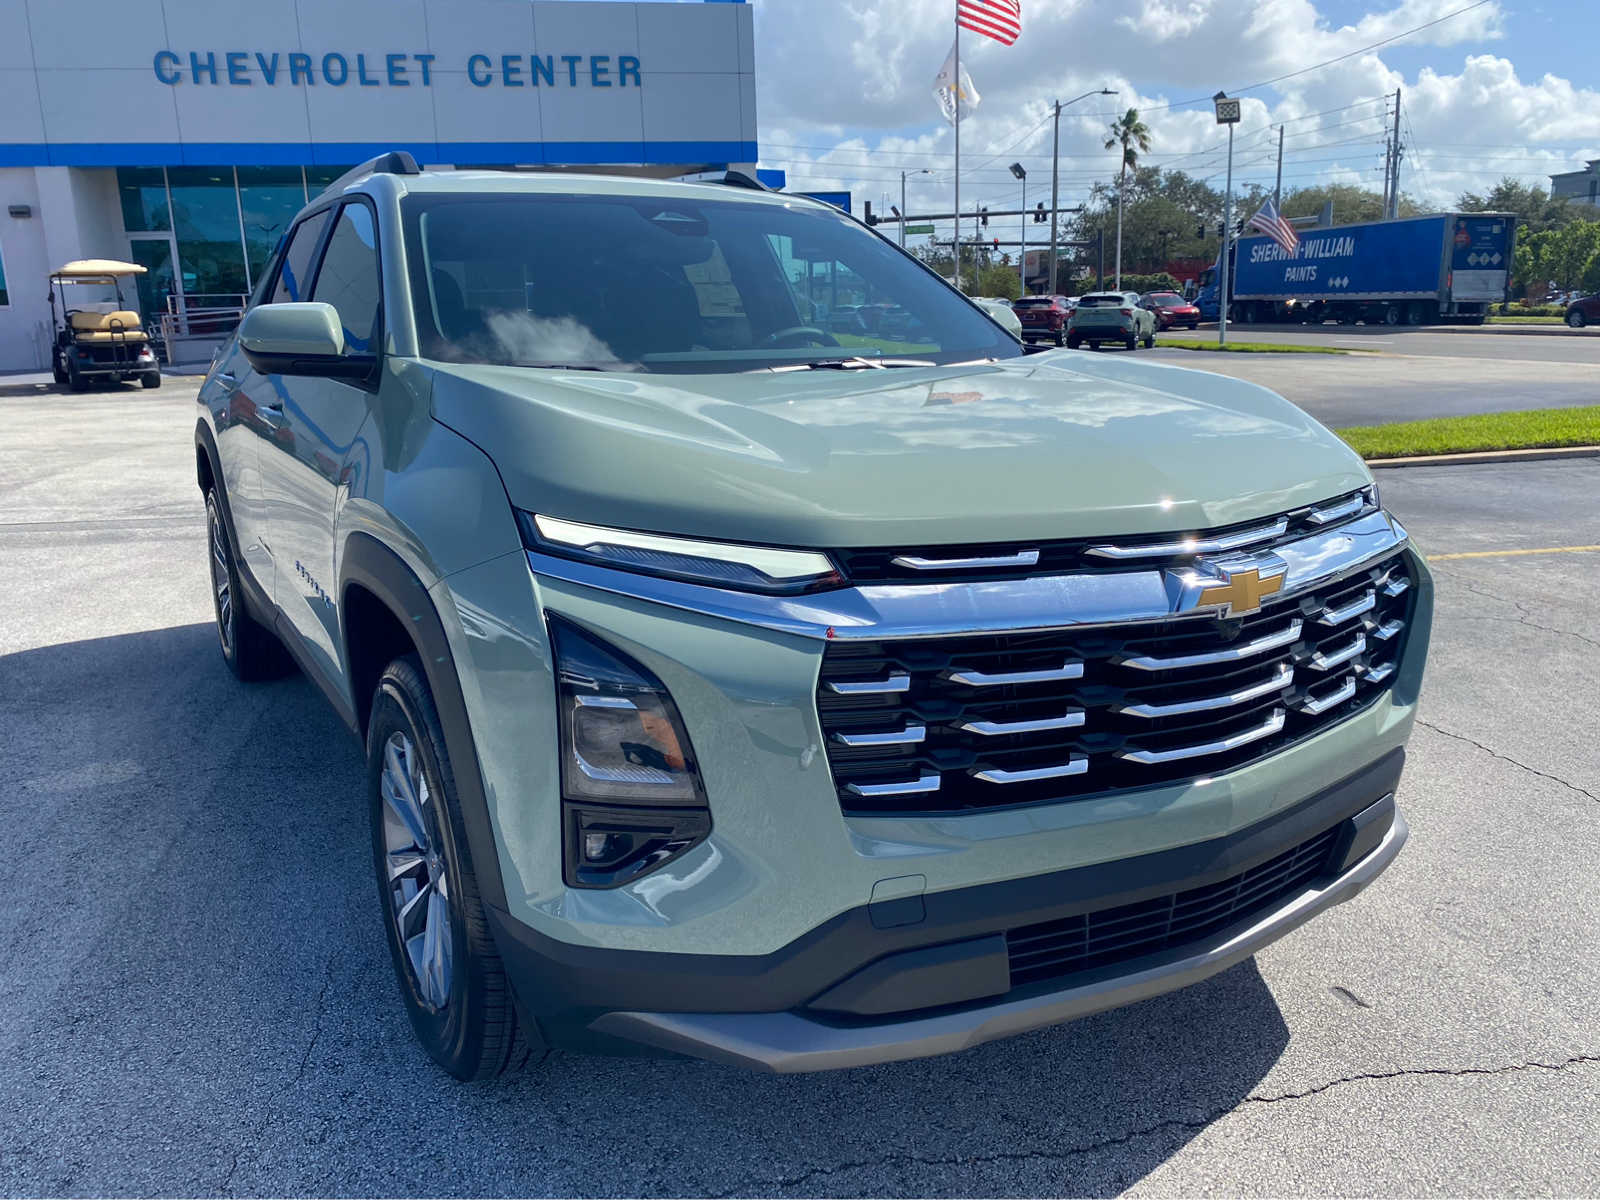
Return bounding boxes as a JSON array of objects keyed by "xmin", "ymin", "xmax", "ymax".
[
  {"xmin": 703, "ymin": 1055, "xmax": 1600, "ymax": 1197},
  {"xmin": 218, "ymin": 949, "xmax": 339, "ymax": 1196},
  {"xmin": 1433, "ymin": 569, "xmax": 1600, "ymax": 651},
  {"xmin": 1416, "ymin": 720, "xmax": 1600, "ymax": 805}
]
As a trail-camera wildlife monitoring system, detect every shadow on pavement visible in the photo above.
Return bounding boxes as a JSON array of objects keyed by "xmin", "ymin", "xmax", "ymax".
[{"xmin": 0, "ymin": 621, "xmax": 1292, "ymax": 1198}]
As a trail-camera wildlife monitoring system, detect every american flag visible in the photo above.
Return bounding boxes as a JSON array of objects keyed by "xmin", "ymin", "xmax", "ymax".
[
  {"xmin": 1247, "ymin": 196, "xmax": 1300, "ymax": 256},
  {"xmin": 958, "ymin": 0, "xmax": 1022, "ymax": 46}
]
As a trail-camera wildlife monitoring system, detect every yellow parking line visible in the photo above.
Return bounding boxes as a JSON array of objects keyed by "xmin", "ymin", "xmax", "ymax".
[{"xmin": 1430, "ymin": 545, "xmax": 1600, "ymax": 561}]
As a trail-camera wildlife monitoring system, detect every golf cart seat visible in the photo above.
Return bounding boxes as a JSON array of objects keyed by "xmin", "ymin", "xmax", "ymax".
[{"xmin": 68, "ymin": 310, "xmax": 148, "ymax": 342}]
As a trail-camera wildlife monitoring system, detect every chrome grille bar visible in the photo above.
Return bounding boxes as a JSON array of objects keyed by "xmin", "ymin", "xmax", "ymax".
[
  {"xmin": 1085, "ymin": 517, "xmax": 1289, "ymax": 561},
  {"xmin": 830, "ymin": 724, "xmax": 926, "ymax": 747},
  {"xmin": 1307, "ymin": 633, "xmax": 1366, "ymax": 672},
  {"xmin": 845, "ymin": 773, "xmax": 941, "ymax": 797},
  {"xmin": 1319, "ymin": 589, "xmax": 1376, "ymax": 626},
  {"xmin": 972, "ymin": 758, "xmax": 1088, "ymax": 784},
  {"xmin": 890, "ymin": 549, "xmax": 1041, "ymax": 571},
  {"xmin": 960, "ymin": 711, "xmax": 1086, "ymax": 735},
  {"xmin": 1370, "ymin": 617, "xmax": 1405, "ymax": 642},
  {"xmin": 1361, "ymin": 660, "xmax": 1396, "ymax": 684},
  {"xmin": 1382, "ymin": 573, "xmax": 1410, "ymax": 598},
  {"xmin": 945, "ymin": 661, "xmax": 1084, "ymax": 687},
  {"xmin": 1114, "ymin": 663, "xmax": 1294, "ymax": 718},
  {"xmin": 1295, "ymin": 676, "xmax": 1356, "ymax": 715},
  {"xmin": 826, "ymin": 672, "xmax": 910, "ymax": 695},
  {"xmin": 1116, "ymin": 708, "xmax": 1287, "ymax": 765},
  {"xmin": 1116, "ymin": 619, "xmax": 1301, "ymax": 671},
  {"xmin": 1305, "ymin": 494, "xmax": 1366, "ymax": 525}
]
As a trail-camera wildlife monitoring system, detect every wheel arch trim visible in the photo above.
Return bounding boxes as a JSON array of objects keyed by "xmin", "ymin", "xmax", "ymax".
[{"xmin": 340, "ymin": 531, "xmax": 509, "ymax": 911}]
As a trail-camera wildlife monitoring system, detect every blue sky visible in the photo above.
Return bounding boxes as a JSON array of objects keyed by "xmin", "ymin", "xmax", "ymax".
[{"xmin": 743, "ymin": 0, "xmax": 1600, "ymax": 228}]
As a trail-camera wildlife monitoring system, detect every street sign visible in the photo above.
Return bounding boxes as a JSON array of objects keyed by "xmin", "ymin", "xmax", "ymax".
[
  {"xmin": 905, "ymin": 224, "xmax": 936, "ymax": 235},
  {"xmin": 1213, "ymin": 98, "xmax": 1241, "ymax": 124}
]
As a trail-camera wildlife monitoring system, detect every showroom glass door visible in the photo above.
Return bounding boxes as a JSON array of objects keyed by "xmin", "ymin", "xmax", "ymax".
[{"xmin": 127, "ymin": 235, "xmax": 181, "ymax": 347}]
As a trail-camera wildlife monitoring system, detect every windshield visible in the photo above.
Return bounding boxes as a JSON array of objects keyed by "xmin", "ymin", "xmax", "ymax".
[
  {"xmin": 402, "ymin": 191, "xmax": 1022, "ymax": 373},
  {"xmin": 1148, "ymin": 294, "xmax": 1184, "ymax": 307},
  {"xmin": 1012, "ymin": 297, "xmax": 1055, "ymax": 307}
]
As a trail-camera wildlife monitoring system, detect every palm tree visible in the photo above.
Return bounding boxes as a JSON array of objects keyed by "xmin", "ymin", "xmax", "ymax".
[{"xmin": 1105, "ymin": 108, "xmax": 1152, "ymax": 288}]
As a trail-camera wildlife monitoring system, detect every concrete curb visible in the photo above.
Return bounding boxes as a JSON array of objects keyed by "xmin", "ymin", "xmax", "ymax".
[{"xmin": 1366, "ymin": 445, "xmax": 1600, "ymax": 469}]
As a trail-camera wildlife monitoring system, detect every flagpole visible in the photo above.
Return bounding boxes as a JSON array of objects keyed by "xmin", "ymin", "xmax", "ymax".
[{"xmin": 953, "ymin": 9, "xmax": 961, "ymax": 292}]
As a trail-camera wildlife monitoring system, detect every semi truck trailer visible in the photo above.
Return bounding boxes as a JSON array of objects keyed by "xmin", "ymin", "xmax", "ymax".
[{"xmin": 1193, "ymin": 211, "xmax": 1516, "ymax": 326}]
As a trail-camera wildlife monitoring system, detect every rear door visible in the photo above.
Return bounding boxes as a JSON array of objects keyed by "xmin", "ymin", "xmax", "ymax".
[{"xmin": 257, "ymin": 199, "xmax": 382, "ymax": 687}]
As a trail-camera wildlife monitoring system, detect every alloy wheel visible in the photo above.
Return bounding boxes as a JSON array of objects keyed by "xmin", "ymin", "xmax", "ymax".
[
  {"xmin": 207, "ymin": 501, "xmax": 234, "ymax": 658},
  {"xmin": 380, "ymin": 730, "xmax": 454, "ymax": 1012}
]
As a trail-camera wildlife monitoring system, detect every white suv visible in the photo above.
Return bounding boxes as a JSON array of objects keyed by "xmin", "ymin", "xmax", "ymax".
[{"xmin": 1066, "ymin": 291, "xmax": 1157, "ymax": 351}]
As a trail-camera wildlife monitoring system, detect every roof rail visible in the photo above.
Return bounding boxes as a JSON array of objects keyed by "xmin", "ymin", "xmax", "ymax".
[
  {"xmin": 318, "ymin": 151, "xmax": 422, "ymax": 197},
  {"xmin": 719, "ymin": 169, "xmax": 773, "ymax": 193}
]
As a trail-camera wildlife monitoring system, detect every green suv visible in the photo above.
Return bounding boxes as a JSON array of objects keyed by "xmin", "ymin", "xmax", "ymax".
[{"xmin": 195, "ymin": 152, "xmax": 1431, "ymax": 1078}]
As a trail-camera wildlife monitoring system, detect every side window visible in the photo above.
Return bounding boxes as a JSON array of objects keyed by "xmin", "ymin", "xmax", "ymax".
[
  {"xmin": 309, "ymin": 203, "xmax": 381, "ymax": 356},
  {"xmin": 270, "ymin": 210, "xmax": 331, "ymax": 305}
]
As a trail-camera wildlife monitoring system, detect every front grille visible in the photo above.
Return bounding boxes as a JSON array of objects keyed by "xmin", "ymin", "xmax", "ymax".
[
  {"xmin": 1006, "ymin": 825, "xmax": 1341, "ymax": 988},
  {"xmin": 816, "ymin": 552, "xmax": 1413, "ymax": 816},
  {"xmin": 834, "ymin": 489, "xmax": 1374, "ymax": 585}
]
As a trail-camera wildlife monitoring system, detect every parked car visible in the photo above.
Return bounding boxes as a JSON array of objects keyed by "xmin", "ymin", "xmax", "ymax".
[
  {"xmin": 1012, "ymin": 294, "xmax": 1074, "ymax": 345},
  {"xmin": 197, "ymin": 152, "xmax": 1428, "ymax": 1079},
  {"xmin": 1140, "ymin": 290, "xmax": 1201, "ymax": 331},
  {"xmin": 1566, "ymin": 294, "xmax": 1600, "ymax": 328},
  {"xmin": 1067, "ymin": 290, "xmax": 1158, "ymax": 350},
  {"xmin": 971, "ymin": 296, "xmax": 1022, "ymax": 337}
]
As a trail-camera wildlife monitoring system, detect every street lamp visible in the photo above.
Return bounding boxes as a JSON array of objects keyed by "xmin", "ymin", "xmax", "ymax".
[
  {"xmin": 1049, "ymin": 88, "xmax": 1118, "ymax": 294},
  {"xmin": 900, "ymin": 168, "xmax": 932, "ymax": 249},
  {"xmin": 1212, "ymin": 90, "xmax": 1241, "ymax": 347},
  {"xmin": 1009, "ymin": 162, "xmax": 1027, "ymax": 295}
]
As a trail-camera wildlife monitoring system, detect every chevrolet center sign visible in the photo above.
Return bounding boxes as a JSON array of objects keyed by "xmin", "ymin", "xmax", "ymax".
[{"xmin": 0, "ymin": 0, "xmax": 757, "ymax": 167}]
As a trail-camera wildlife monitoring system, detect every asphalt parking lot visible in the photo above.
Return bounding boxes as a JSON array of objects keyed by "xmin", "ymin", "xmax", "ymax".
[{"xmin": 2, "ymin": 378, "xmax": 1597, "ymax": 1196}]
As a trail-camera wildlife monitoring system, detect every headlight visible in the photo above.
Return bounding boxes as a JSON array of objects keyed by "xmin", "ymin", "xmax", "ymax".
[
  {"xmin": 520, "ymin": 512, "xmax": 842, "ymax": 595},
  {"xmin": 549, "ymin": 615, "xmax": 711, "ymax": 888}
]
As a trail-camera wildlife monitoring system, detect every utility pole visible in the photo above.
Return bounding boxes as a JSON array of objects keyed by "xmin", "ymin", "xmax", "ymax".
[
  {"xmin": 1010, "ymin": 163, "xmax": 1027, "ymax": 295},
  {"xmin": 1049, "ymin": 99, "xmax": 1061, "ymax": 294},
  {"xmin": 1273, "ymin": 125, "xmax": 1284, "ymax": 211},
  {"xmin": 1045, "ymin": 89, "xmax": 1116, "ymax": 295},
  {"xmin": 899, "ymin": 168, "xmax": 930, "ymax": 249},
  {"xmin": 1213, "ymin": 91, "xmax": 1241, "ymax": 348},
  {"xmin": 1387, "ymin": 87, "xmax": 1403, "ymax": 219}
]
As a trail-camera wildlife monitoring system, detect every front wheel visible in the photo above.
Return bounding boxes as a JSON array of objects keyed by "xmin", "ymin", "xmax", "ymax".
[
  {"xmin": 369, "ymin": 655, "xmax": 535, "ymax": 1080},
  {"xmin": 141, "ymin": 371, "xmax": 161, "ymax": 389},
  {"xmin": 1124, "ymin": 333, "xmax": 1137, "ymax": 351},
  {"xmin": 1066, "ymin": 333, "xmax": 1082, "ymax": 349},
  {"xmin": 1569, "ymin": 310, "xmax": 1587, "ymax": 329}
]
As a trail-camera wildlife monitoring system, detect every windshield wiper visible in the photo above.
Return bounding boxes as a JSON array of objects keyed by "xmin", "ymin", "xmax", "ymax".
[
  {"xmin": 506, "ymin": 361, "xmax": 612, "ymax": 371},
  {"xmin": 766, "ymin": 356, "xmax": 937, "ymax": 373}
]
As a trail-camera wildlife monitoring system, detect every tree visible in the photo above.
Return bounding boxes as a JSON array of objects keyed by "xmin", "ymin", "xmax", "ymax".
[
  {"xmin": 1104, "ymin": 108, "xmax": 1152, "ymax": 288},
  {"xmin": 1513, "ymin": 220, "xmax": 1600, "ymax": 295},
  {"xmin": 1459, "ymin": 178, "xmax": 1574, "ymax": 235},
  {"xmin": 1279, "ymin": 183, "xmax": 1419, "ymax": 226}
]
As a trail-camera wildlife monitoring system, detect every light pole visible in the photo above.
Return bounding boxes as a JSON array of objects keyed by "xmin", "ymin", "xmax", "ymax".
[
  {"xmin": 1009, "ymin": 162, "xmax": 1026, "ymax": 295},
  {"xmin": 1049, "ymin": 88, "xmax": 1117, "ymax": 295},
  {"xmin": 1213, "ymin": 90, "xmax": 1241, "ymax": 347},
  {"xmin": 899, "ymin": 168, "xmax": 931, "ymax": 249}
]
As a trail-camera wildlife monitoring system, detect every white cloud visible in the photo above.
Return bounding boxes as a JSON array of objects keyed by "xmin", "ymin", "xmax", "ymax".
[{"xmin": 750, "ymin": 0, "xmax": 1600, "ymax": 215}]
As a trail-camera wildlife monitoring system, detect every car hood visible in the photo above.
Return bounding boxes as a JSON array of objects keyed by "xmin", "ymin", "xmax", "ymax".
[{"xmin": 428, "ymin": 351, "xmax": 1370, "ymax": 548}]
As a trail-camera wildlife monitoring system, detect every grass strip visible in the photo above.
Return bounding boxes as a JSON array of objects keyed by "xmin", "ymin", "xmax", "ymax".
[
  {"xmin": 1155, "ymin": 337, "xmax": 1351, "ymax": 355},
  {"xmin": 1485, "ymin": 315, "xmax": 1569, "ymax": 325},
  {"xmin": 1337, "ymin": 405, "xmax": 1600, "ymax": 459}
]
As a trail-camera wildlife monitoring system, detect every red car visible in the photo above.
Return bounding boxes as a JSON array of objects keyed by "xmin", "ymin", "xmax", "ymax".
[
  {"xmin": 1140, "ymin": 291, "xmax": 1201, "ymax": 330},
  {"xmin": 1566, "ymin": 294, "xmax": 1600, "ymax": 328},
  {"xmin": 1012, "ymin": 294, "xmax": 1074, "ymax": 345}
]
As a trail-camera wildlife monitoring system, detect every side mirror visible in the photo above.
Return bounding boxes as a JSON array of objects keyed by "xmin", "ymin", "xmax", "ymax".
[{"xmin": 239, "ymin": 302, "xmax": 374, "ymax": 379}]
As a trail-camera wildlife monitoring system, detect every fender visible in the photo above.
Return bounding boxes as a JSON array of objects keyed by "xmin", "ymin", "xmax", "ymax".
[
  {"xmin": 339, "ymin": 532, "xmax": 508, "ymax": 910},
  {"xmin": 194, "ymin": 420, "xmax": 273, "ymax": 625}
]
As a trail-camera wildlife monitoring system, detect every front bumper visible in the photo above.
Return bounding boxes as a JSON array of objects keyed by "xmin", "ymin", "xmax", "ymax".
[{"xmin": 488, "ymin": 749, "xmax": 1407, "ymax": 1071}]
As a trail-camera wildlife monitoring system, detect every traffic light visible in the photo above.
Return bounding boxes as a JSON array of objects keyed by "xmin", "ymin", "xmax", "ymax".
[
  {"xmin": 1035, "ymin": 202, "xmax": 1047, "ymax": 223},
  {"xmin": 993, "ymin": 237, "xmax": 999, "ymax": 249},
  {"xmin": 980, "ymin": 206, "xmax": 989, "ymax": 228},
  {"xmin": 1196, "ymin": 223, "xmax": 1205, "ymax": 239}
]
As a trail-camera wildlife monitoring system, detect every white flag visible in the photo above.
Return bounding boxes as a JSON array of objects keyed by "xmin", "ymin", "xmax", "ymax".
[{"xmin": 933, "ymin": 39, "xmax": 980, "ymax": 124}]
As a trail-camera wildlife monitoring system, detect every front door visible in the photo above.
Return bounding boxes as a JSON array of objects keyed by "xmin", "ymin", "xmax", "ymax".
[
  {"xmin": 257, "ymin": 199, "xmax": 382, "ymax": 690},
  {"xmin": 127, "ymin": 235, "xmax": 178, "ymax": 349}
]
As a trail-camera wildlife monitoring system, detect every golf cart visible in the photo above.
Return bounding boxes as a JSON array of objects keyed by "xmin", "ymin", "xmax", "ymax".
[{"xmin": 47, "ymin": 260, "xmax": 161, "ymax": 390}]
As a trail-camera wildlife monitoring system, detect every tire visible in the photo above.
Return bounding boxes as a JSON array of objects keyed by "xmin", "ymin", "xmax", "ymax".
[
  {"xmin": 1090, "ymin": 341, "xmax": 1102, "ymax": 351},
  {"xmin": 1383, "ymin": 304, "xmax": 1401, "ymax": 326},
  {"xmin": 369, "ymin": 654, "xmax": 535, "ymax": 1080},
  {"xmin": 1569, "ymin": 310, "xmax": 1587, "ymax": 329},
  {"xmin": 1142, "ymin": 329, "xmax": 1156, "ymax": 349},
  {"xmin": 51, "ymin": 352, "xmax": 67, "ymax": 385},
  {"xmin": 141, "ymin": 371, "xmax": 161, "ymax": 389},
  {"xmin": 205, "ymin": 490, "xmax": 291, "ymax": 682},
  {"xmin": 1187, "ymin": 322, "xmax": 1198, "ymax": 330},
  {"xmin": 1066, "ymin": 333, "xmax": 1082, "ymax": 349},
  {"xmin": 1054, "ymin": 326, "xmax": 1066, "ymax": 347},
  {"xmin": 66, "ymin": 358, "xmax": 87, "ymax": 392},
  {"xmin": 1124, "ymin": 333, "xmax": 1137, "ymax": 351}
]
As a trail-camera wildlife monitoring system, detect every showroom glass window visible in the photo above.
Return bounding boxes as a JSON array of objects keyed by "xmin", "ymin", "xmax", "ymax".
[
  {"xmin": 0, "ymin": 239, "xmax": 7, "ymax": 305},
  {"xmin": 117, "ymin": 167, "xmax": 170, "ymax": 232},
  {"xmin": 237, "ymin": 167, "xmax": 308, "ymax": 285},
  {"xmin": 309, "ymin": 204, "xmax": 381, "ymax": 354},
  {"xmin": 166, "ymin": 167, "xmax": 249, "ymax": 297}
]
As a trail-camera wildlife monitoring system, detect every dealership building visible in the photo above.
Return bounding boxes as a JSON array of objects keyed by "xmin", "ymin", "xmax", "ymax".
[{"xmin": 0, "ymin": 0, "xmax": 758, "ymax": 371}]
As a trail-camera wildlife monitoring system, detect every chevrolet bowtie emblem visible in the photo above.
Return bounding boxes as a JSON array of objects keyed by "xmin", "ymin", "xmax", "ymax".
[{"xmin": 1196, "ymin": 566, "xmax": 1283, "ymax": 618}]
